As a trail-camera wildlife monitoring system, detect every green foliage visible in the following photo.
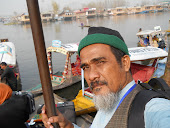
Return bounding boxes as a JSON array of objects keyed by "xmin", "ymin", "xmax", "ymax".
[
  {"xmin": 52, "ymin": 1, "xmax": 59, "ymax": 14},
  {"xmin": 112, "ymin": 0, "xmax": 127, "ymax": 8},
  {"xmin": 63, "ymin": 6, "xmax": 71, "ymax": 11}
]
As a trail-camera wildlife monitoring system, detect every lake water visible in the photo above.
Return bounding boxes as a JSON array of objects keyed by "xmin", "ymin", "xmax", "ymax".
[{"xmin": 0, "ymin": 11, "xmax": 170, "ymax": 90}]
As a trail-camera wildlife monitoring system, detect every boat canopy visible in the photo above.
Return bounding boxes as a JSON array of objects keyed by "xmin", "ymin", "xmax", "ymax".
[
  {"xmin": 47, "ymin": 43, "xmax": 79, "ymax": 55},
  {"xmin": 0, "ymin": 42, "xmax": 16, "ymax": 66},
  {"xmin": 136, "ymin": 30, "xmax": 166, "ymax": 36},
  {"xmin": 46, "ymin": 43, "xmax": 81, "ymax": 84},
  {"xmin": 129, "ymin": 46, "xmax": 168, "ymax": 62}
]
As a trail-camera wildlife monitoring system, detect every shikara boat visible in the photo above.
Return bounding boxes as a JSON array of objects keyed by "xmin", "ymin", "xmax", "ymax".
[
  {"xmin": 136, "ymin": 26, "xmax": 168, "ymax": 51},
  {"xmin": 27, "ymin": 42, "xmax": 82, "ymax": 98},
  {"xmin": 72, "ymin": 46, "xmax": 168, "ymax": 115},
  {"xmin": 0, "ymin": 39, "xmax": 22, "ymax": 90},
  {"xmin": 27, "ymin": 46, "xmax": 168, "ymax": 127}
]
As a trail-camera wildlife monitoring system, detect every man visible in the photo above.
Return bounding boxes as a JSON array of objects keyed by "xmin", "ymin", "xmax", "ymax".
[
  {"xmin": 144, "ymin": 35, "xmax": 149, "ymax": 46},
  {"xmin": 0, "ymin": 62, "xmax": 17, "ymax": 91},
  {"xmin": 42, "ymin": 27, "xmax": 170, "ymax": 128},
  {"xmin": 0, "ymin": 83, "xmax": 30, "ymax": 128}
]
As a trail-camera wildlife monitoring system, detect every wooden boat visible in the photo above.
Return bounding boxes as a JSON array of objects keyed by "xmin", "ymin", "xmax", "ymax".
[
  {"xmin": 136, "ymin": 26, "xmax": 168, "ymax": 51},
  {"xmin": 79, "ymin": 25, "xmax": 91, "ymax": 28},
  {"xmin": 27, "ymin": 42, "xmax": 82, "ymax": 97},
  {"xmin": 27, "ymin": 93, "xmax": 93, "ymax": 128},
  {"xmin": 27, "ymin": 46, "xmax": 168, "ymax": 127},
  {"xmin": 0, "ymin": 39, "xmax": 22, "ymax": 90},
  {"xmin": 72, "ymin": 46, "xmax": 168, "ymax": 115}
]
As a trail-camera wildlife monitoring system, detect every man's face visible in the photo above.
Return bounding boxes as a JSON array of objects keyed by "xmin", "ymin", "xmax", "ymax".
[
  {"xmin": 80, "ymin": 44, "xmax": 129, "ymax": 96},
  {"xmin": 0, "ymin": 65, "xmax": 5, "ymax": 70}
]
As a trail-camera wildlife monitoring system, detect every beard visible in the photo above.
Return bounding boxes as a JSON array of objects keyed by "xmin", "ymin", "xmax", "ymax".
[{"xmin": 93, "ymin": 91, "xmax": 119, "ymax": 111}]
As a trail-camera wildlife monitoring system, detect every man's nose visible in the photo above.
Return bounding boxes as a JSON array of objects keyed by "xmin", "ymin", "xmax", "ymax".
[{"xmin": 88, "ymin": 66, "xmax": 100, "ymax": 81}]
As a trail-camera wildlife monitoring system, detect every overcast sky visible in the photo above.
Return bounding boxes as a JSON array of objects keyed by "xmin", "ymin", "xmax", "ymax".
[{"xmin": 0, "ymin": 0, "xmax": 163, "ymax": 16}]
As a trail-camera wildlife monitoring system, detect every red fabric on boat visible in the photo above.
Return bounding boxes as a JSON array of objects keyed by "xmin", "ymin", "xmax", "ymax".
[
  {"xmin": 85, "ymin": 88, "xmax": 92, "ymax": 93},
  {"xmin": 72, "ymin": 55, "xmax": 81, "ymax": 76},
  {"xmin": 131, "ymin": 63, "xmax": 155, "ymax": 83}
]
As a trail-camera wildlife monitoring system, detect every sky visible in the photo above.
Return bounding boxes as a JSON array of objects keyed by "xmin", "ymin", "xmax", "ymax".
[{"xmin": 0, "ymin": 0, "xmax": 164, "ymax": 16}]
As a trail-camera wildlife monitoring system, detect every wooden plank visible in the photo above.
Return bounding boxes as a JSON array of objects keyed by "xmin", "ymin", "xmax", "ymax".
[{"xmin": 80, "ymin": 114, "xmax": 94, "ymax": 124}]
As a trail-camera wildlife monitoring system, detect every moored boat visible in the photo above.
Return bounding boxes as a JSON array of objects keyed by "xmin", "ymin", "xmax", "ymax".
[
  {"xmin": 27, "ymin": 46, "xmax": 168, "ymax": 127},
  {"xmin": 74, "ymin": 46, "xmax": 168, "ymax": 114},
  {"xmin": 136, "ymin": 26, "xmax": 168, "ymax": 51},
  {"xmin": 27, "ymin": 42, "xmax": 82, "ymax": 97},
  {"xmin": 0, "ymin": 39, "xmax": 22, "ymax": 90}
]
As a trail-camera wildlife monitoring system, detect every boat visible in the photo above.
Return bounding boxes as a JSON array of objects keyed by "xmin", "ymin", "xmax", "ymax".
[
  {"xmin": 27, "ymin": 41, "xmax": 82, "ymax": 98},
  {"xmin": 27, "ymin": 46, "xmax": 168, "ymax": 128},
  {"xmin": 72, "ymin": 46, "xmax": 168, "ymax": 115},
  {"xmin": 79, "ymin": 25, "xmax": 91, "ymax": 28},
  {"xmin": 110, "ymin": 7, "xmax": 127, "ymax": 16},
  {"xmin": 59, "ymin": 10, "xmax": 76, "ymax": 21},
  {"xmin": 27, "ymin": 92, "xmax": 93, "ymax": 128},
  {"xmin": 136, "ymin": 26, "xmax": 168, "ymax": 51},
  {"xmin": 0, "ymin": 39, "xmax": 22, "ymax": 90},
  {"xmin": 86, "ymin": 8, "xmax": 96, "ymax": 18}
]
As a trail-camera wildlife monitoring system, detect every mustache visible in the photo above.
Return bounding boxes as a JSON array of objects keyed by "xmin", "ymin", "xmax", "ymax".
[{"xmin": 90, "ymin": 80, "xmax": 108, "ymax": 90}]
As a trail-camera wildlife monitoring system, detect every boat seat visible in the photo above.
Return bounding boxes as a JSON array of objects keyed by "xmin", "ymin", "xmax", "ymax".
[
  {"xmin": 131, "ymin": 63, "xmax": 155, "ymax": 83},
  {"xmin": 53, "ymin": 71, "xmax": 63, "ymax": 77}
]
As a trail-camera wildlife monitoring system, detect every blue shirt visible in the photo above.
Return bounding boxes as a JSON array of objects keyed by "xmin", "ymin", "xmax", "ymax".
[
  {"xmin": 144, "ymin": 38, "xmax": 149, "ymax": 45},
  {"xmin": 73, "ymin": 80, "xmax": 170, "ymax": 128}
]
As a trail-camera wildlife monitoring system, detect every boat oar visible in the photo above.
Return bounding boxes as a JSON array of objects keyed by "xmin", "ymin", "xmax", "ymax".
[{"xmin": 26, "ymin": 0, "xmax": 59, "ymax": 127}]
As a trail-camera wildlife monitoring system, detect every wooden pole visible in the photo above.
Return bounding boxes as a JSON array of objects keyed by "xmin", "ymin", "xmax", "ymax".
[
  {"xmin": 26, "ymin": 0, "xmax": 59, "ymax": 127},
  {"xmin": 162, "ymin": 44, "xmax": 170, "ymax": 86}
]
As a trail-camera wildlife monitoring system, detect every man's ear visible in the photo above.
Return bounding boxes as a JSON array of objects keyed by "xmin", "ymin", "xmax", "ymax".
[{"xmin": 121, "ymin": 55, "xmax": 131, "ymax": 72}]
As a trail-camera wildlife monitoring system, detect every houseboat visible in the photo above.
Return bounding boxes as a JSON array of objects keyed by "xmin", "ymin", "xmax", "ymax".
[
  {"xmin": 20, "ymin": 13, "xmax": 30, "ymax": 24},
  {"xmin": 111, "ymin": 7, "xmax": 127, "ymax": 16},
  {"xmin": 74, "ymin": 8, "xmax": 88, "ymax": 19},
  {"xmin": 103, "ymin": 8, "xmax": 112, "ymax": 16},
  {"xmin": 96, "ymin": 9, "xmax": 105, "ymax": 17},
  {"xmin": 86, "ymin": 8, "xmax": 96, "ymax": 18},
  {"xmin": 127, "ymin": 6, "xmax": 142, "ymax": 14},
  {"xmin": 59, "ymin": 10, "xmax": 76, "ymax": 21},
  {"xmin": 74, "ymin": 8, "xmax": 97, "ymax": 19},
  {"xmin": 152, "ymin": 5, "xmax": 164, "ymax": 12},
  {"xmin": 41, "ymin": 12, "xmax": 54, "ymax": 22},
  {"xmin": 140, "ymin": 5, "xmax": 154, "ymax": 13}
]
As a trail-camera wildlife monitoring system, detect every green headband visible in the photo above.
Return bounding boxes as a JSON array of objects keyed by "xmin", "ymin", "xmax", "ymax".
[{"xmin": 78, "ymin": 33, "xmax": 129, "ymax": 56}]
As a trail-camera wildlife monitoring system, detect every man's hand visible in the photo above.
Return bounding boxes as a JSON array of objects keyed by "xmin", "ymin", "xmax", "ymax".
[{"xmin": 41, "ymin": 105, "xmax": 74, "ymax": 128}]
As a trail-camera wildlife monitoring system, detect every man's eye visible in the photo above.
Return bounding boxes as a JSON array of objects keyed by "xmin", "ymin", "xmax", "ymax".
[
  {"xmin": 97, "ymin": 61, "xmax": 105, "ymax": 64},
  {"xmin": 83, "ymin": 66, "xmax": 89, "ymax": 70}
]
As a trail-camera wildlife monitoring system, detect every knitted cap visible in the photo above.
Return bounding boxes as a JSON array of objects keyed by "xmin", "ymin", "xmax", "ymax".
[{"xmin": 78, "ymin": 27, "xmax": 129, "ymax": 56}]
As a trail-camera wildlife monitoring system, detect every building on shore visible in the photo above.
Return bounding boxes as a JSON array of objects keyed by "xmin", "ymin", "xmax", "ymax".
[
  {"xmin": 86, "ymin": 8, "xmax": 96, "ymax": 18},
  {"xmin": 74, "ymin": 8, "xmax": 96, "ymax": 19},
  {"xmin": 140, "ymin": 5, "xmax": 155, "ymax": 13},
  {"xmin": 152, "ymin": 5, "xmax": 164, "ymax": 12},
  {"xmin": 59, "ymin": 10, "xmax": 76, "ymax": 21},
  {"xmin": 41, "ymin": 12, "xmax": 55, "ymax": 22},
  {"xmin": 20, "ymin": 13, "xmax": 30, "ymax": 24},
  {"xmin": 127, "ymin": 6, "xmax": 142, "ymax": 14},
  {"xmin": 110, "ymin": 7, "xmax": 127, "ymax": 16},
  {"xmin": 74, "ymin": 8, "xmax": 87, "ymax": 19}
]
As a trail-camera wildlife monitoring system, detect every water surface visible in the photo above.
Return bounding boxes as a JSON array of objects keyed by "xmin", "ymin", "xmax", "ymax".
[{"xmin": 0, "ymin": 11, "xmax": 169, "ymax": 90}]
